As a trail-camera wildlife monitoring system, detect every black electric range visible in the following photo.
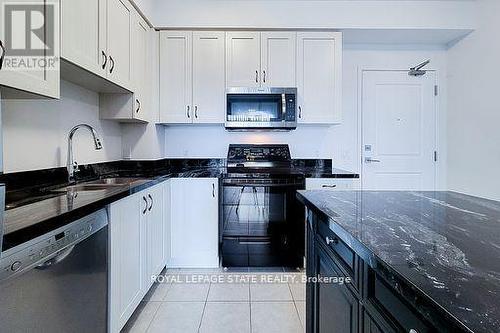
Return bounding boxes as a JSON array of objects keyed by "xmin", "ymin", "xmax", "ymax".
[{"xmin": 221, "ymin": 144, "xmax": 305, "ymax": 268}]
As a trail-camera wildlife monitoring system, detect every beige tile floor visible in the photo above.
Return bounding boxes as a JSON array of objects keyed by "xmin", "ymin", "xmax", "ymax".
[{"xmin": 122, "ymin": 268, "xmax": 306, "ymax": 333}]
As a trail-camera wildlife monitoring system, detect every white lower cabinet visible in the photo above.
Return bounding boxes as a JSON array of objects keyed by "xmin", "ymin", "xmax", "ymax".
[
  {"xmin": 109, "ymin": 183, "xmax": 165, "ymax": 333},
  {"xmin": 305, "ymin": 178, "xmax": 360, "ymax": 191},
  {"xmin": 167, "ymin": 178, "xmax": 219, "ymax": 268}
]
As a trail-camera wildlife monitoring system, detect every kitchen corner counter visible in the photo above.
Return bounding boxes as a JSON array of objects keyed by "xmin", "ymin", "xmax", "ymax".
[{"xmin": 297, "ymin": 190, "xmax": 500, "ymax": 333}]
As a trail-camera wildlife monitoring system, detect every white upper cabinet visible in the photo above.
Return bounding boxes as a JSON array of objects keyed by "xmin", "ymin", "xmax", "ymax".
[
  {"xmin": 192, "ymin": 31, "xmax": 225, "ymax": 124},
  {"xmin": 296, "ymin": 32, "xmax": 342, "ymax": 124},
  {"xmin": 159, "ymin": 31, "xmax": 193, "ymax": 123},
  {"xmin": 260, "ymin": 32, "xmax": 296, "ymax": 87},
  {"xmin": 130, "ymin": 12, "xmax": 150, "ymax": 121},
  {"xmin": 226, "ymin": 31, "xmax": 296, "ymax": 88},
  {"xmin": 61, "ymin": 0, "xmax": 106, "ymax": 77},
  {"xmin": 61, "ymin": 0, "xmax": 133, "ymax": 92},
  {"xmin": 106, "ymin": 0, "xmax": 133, "ymax": 91},
  {"xmin": 225, "ymin": 32, "xmax": 260, "ymax": 87},
  {"xmin": 0, "ymin": 0, "xmax": 60, "ymax": 99},
  {"xmin": 159, "ymin": 31, "xmax": 225, "ymax": 124}
]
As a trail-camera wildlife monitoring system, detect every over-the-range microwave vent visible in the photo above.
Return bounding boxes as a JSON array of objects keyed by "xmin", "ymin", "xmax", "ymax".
[{"xmin": 225, "ymin": 87, "xmax": 298, "ymax": 131}]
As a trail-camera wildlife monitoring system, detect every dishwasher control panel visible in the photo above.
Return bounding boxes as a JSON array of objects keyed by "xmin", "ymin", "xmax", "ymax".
[{"xmin": 0, "ymin": 209, "xmax": 108, "ymax": 282}]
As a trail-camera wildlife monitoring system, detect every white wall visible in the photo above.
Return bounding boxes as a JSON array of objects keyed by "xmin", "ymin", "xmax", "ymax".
[
  {"xmin": 1, "ymin": 81, "xmax": 122, "ymax": 173},
  {"xmin": 164, "ymin": 45, "xmax": 448, "ymax": 185},
  {"xmin": 446, "ymin": 0, "xmax": 500, "ymax": 200}
]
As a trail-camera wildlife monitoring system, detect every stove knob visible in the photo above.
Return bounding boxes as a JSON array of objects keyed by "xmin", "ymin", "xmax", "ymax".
[{"xmin": 11, "ymin": 261, "xmax": 22, "ymax": 272}]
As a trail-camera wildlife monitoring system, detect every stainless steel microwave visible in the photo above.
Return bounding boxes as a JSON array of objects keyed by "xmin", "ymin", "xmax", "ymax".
[{"xmin": 225, "ymin": 87, "xmax": 297, "ymax": 130}]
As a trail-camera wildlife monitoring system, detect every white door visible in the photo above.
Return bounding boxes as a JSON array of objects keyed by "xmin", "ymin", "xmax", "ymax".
[
  {"xmin": 261, "ymin": 32, "xmax": 296, "ymax": 87},
  {"xmin": 0, "ymin": 0, "xmax": 60, "ymax": 98},
  {"xmin": 169, "ymin": 178, "xmax": 219, "ymax": 268},
  {"xmin": 146, "ymin": 184, "xmax": 164, "ymax": 287},
  {"xmin": 226, "ymin": 32, "xmax": 260, "ymax": 87},
  {"xmin": 159, "ymin": 31, "xmax": 192, "ymax": 123},
  {"xmin": 109, "ymin": 193, "xmax": 145, "ymax": 333},
  {"xmin": 61, "ymin": 0, "xmax": 106, "ymax": 77},
  {"xmin": 362, "ymin": 70, "xmax": 437, "ymax": 190},
  {"xmin": 296, "ymin": 32, "xmax": 342, "ymax": 124},
  {"xmin": 192, "ymin": 31, "xmax": 225, "ymax": 124},
  {"xmin": 131, "ymin": 13, "xmax": 149, "ymax": 121},
  {"xmin": 106, "ymin": 0, "xmax": 132, "ymax": 90}
]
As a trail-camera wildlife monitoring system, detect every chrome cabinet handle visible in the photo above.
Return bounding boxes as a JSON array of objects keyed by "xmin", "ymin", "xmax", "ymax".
[
  {"xmin": 255, "ymin": 70, "xmax": 259, "ymax": 83},
  {"xmin": 148, "ymin": 194, "xmax": 153, "ymax": 212},
  {"xmin": 322, "ymin": 184, "xmax": 337, "ymax": 188},
  {"xmin": 101, "ymin": 50, "xmax": 107, "ymax": 70},
  {"xmin": 365, "ymin": 157, "xmax": 381, "ymax": 163},
  {"xmin": 0, "ymin": 40, "xmax": 6, "ymax": 70},
  {"xmin": 142, "ymin": 196, "xmax": 148, "ymax": 214},
  {"xmin": 409, "ymin": 330, "xmax": 418, "ymax": 333},
  {"xmin": 136, "ymin": 99, "xmax": 141, "ymax": 113},
  {"xmin": 326, "ymin": 236, "xmax": 338, "ymax": 245},
  {"xmin": 212, "ymin": 183, "xmax": 216, "ymax": 198},
  {"xmin": 187, "ymin": 105, "xmax": 191, "ymax": 118},
  {"xmin": 298, "ymin": 106, "xmax": 302, "ymax": 119},
  {"xmin": 194, "ymin": 106, "xmax": 198, "ymax": 118},
  {"xmin": 109, "ymin": 56, "xmax": 115, "ymax": 73},
  {"xmin": 263, "ymin": 70, "xmax": 266, "ymax": 83}
]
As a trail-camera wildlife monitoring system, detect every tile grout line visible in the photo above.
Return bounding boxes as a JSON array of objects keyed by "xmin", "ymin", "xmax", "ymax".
[
  {"xmin": 288, "ymin": 283, "xmax": 305, "ymax": 329},
  {"xmin": 197, "ymin": 282, "xmax": 211, "ymax": 333},
  {"xmin": 144, "ymin": 301, "xmax": 162, "ymax": 333},
  {"xmin": 249, "ymin": 281, "xmax": 253, "ymax": 333}
]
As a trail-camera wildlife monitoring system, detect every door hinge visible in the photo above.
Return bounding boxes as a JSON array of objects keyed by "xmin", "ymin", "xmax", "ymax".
[
  {"xmin": 434, "ymin": 85, "xmax": 438, "ymax": 96},
  {"xmin": 434, "ymin": 151, "xmax": 438, "ymax": 162}
]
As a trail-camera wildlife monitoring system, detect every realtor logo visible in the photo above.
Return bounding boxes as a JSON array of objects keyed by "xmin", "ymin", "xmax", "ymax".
[{"xmin": 1, "ymin": 1, "xmax": 59, "ymax": 70}]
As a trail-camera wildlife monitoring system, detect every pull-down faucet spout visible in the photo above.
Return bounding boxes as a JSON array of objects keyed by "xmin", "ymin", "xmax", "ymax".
[{"xmin": 67, "ymin": 124, "xmax": 103, "ymax": 182}]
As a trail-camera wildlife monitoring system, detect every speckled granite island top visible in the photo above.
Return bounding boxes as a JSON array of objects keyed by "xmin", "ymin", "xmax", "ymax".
[{"xmin": 297, "ymin": 190, "xmax": 500, "ymax": 333}]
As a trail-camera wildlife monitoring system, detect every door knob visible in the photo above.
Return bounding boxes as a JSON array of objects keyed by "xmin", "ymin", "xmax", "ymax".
[{"xmin": 365, "ymin": 157, "xmax": 381, "ymax": 163}]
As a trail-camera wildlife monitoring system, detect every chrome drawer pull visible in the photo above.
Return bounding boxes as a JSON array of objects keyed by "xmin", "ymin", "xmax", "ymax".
[
  {"xmin": 322, "ymin": 184, "xmax": 337, "ymax": 188},
  {"xmin": 326, "ymin": 236, "xmax": 338, "ymax": 245}
]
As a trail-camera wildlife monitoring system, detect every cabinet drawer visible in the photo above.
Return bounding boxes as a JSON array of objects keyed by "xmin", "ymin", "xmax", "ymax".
[
  {"xmin": 306, "ymin": 178, "xmax": 359, "ymax": 191},
  {"xmin": 367, "ymin": 271, "xmax": 432, "ymax": 333},
  {"xmin": 317, "ymin": 221, "xmax": 357, "ymax": 284}
]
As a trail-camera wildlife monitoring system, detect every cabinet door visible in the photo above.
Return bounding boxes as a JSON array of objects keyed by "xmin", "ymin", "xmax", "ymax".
[
  {"xmin": 131, "ymin": 12, "xmax": 150, "ymax": 121},
  {"xmin": 109, "ymin": 193, "xmax": 146, "ymax": 333},
  {"xmin": 146, "ymin": 184, "xmax": 165, "ymax": 287},
  {"xmin": 159, "ymin": 31, "xmax": 193, "ymax": 123},
  {"xmin": 163, "ymin": 180, "xmax": 172, "ymax": 265},
  {"xmin": 261, "ymin": 32, "xmax": 296, "ymax": 87},
  {"xmin": 61, "ymin": 0, "xmax": 106, "ymax": 77},
  {"xmin": 106, "ymin": 0, "xmax": 132, "ymax": 90},
  {"xmin": 192, "ymin": 31, "xmax": 225, "ymax": 124},
  {"xmin": 0, "ymin": 0, "xmax": 60, "ymax": 98},
  {"xmin": 226, "ymin": 32, "xmax": 260, "ymax": 87},
  {"xmin": 297, "ymin": 32, "xmax": 342, "ymax": 124},
  {"xmin": 170, "ymin": 178, "xmax": 219, "ymax": 268},
  {"xmin": 314, "ymin": 244, "xmax": 358, "ymax": 333}
]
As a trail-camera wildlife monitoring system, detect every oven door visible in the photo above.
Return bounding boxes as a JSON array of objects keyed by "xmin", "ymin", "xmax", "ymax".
[{"xmin": 221, "ymin": 178, "xmax": 304, "ymax": 267}]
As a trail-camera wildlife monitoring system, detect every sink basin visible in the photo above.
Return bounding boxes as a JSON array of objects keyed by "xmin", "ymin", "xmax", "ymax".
[{"xmin": 52, "ymin": 177, "xmax": 147, "ymax": 192}]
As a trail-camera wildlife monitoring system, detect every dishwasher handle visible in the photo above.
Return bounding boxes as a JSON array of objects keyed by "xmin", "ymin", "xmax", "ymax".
[{"xmin": 35, "ymin": 245, "xmax": 76, "ymax": 270}]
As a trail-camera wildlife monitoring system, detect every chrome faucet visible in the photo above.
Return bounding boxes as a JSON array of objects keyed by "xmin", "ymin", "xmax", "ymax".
[{"xmin": 67, "ymin": 124, "xmax": 103, "ymax": 182}]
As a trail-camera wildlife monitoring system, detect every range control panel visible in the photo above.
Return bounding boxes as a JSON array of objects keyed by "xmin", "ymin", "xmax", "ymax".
[
  {"xmin": 227, "ymin": 144, "xmax": 291, "ymax": 163},
  {"xmin": 0, "ymin": 210, "xmax": 107, "ymax": 282}
]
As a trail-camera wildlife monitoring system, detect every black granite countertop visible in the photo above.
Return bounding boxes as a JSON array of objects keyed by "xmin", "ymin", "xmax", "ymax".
[
  {"xmin": 1, "ymin": 159, "xmax": 358, "ymax": 252},
  {"xmin": 297, "ymin": 190, "xmax": 500, "ymax": 333}
]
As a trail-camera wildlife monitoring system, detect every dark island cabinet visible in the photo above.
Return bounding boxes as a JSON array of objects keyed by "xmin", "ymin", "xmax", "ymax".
[{"xmin": 306, "ymin": 208, "xmax": 448, "ymax": 333}]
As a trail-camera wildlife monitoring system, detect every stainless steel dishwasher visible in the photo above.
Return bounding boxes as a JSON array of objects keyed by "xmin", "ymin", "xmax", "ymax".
[{"xmin": 0, "ymin": 209, "xmax": 108, "ymax": 332}]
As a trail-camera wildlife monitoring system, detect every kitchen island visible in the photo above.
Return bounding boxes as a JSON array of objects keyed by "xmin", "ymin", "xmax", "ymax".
[{"xmin": 297, "ymin": 190, "xmax": 500, "ymax": 333}]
